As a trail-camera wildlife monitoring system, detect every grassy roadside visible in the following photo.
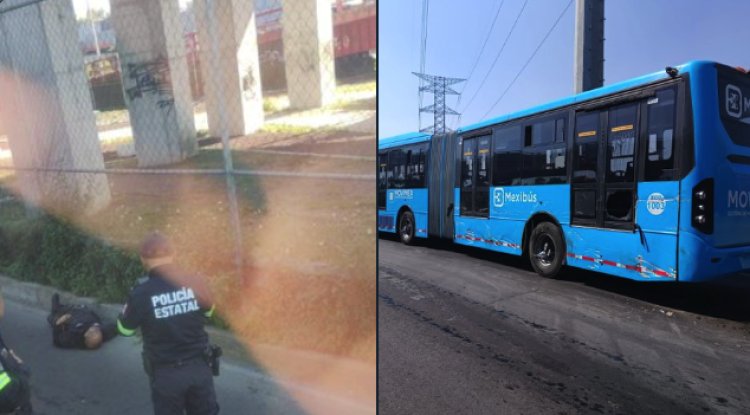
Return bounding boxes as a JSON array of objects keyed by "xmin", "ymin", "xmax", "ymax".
[{"xmin": 0, "ymin": 136, "xmax": 375, "ymax": 361}]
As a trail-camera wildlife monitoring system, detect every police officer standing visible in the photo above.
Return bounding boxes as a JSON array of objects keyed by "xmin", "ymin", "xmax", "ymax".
[
  {"xmin": 0, "ymin": 292, "xmax": 32, "ymax": 414},
  {"xmin": 117, "ymin": 232, "xmax": 219, "ymax": 415}
]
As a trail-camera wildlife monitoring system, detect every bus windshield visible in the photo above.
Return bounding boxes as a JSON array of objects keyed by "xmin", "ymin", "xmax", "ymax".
[{"xmin": 718, "ymin": 66, "xmax": 750, "ymax": 147}]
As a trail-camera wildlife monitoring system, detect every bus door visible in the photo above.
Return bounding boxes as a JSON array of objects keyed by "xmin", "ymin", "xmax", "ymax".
[
  {"xmin": 460, "ymin": 135, "xmax": 491, "ymax": 218},
  {"xmin": 572, "ymin": 103, "xmax": 638, "ymax": 229},
  {"xmin": 571, "ymin": 96, "xmax": 678, "ymax": 280}
]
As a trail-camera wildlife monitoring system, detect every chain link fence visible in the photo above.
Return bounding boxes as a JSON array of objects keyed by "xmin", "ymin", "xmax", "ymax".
[{"xmin": 0, "ymin": 0, "xmax": 376, "ymax": 373}]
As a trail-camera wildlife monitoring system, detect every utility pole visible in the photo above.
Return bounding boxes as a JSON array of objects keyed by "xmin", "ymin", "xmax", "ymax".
[
  {"xmin": 413, "ymin": 72, "xmax": 464, "ymax": 134},
  {"xmin": 573, "ymin": 0, "xmax": 604, "ymax": 93}
]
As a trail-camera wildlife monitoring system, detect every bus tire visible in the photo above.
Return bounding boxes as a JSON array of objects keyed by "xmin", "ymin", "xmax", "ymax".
[
  {"xmin": 398, "ymin": 210, "xmax": 416, "ymax": 245},
  {"xmin": 528, "ymin": 222, "xmax": 565, "ymax": 278}
]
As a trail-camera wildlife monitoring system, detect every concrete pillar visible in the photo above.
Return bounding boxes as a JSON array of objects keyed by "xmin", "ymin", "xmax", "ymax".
[
  {"xmin": 282, "ymin": 0, "xmax": 336, "ymax": 109},
  {"xmin": 195, "ymin": 0, "xmax": 264, "ymax": 138},
  {"xmin": 574, "ymin": 0, "xmax": 605, "ymax": 93},
  {"xmin": 0, "ymin": 0, "xmax": 111, "ymax": 215},
  {"xmin": 110, "ymin": 0, "xmax": 197, "ymax": 167}
]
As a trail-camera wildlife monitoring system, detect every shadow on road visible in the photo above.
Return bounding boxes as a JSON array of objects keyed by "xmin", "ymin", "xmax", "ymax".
[{"xmin": 379, "ymin": 234, "xmax": 750, "ymax": 323}]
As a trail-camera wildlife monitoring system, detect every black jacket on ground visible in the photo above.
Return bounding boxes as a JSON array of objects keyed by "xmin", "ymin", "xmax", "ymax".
[
  {"xmin": 117, "ymin": 264, "xmax": 214, "ymax": 365},
  {"xmin": 48, "ymin": 304, "xmax": 117, "ymax": 349}
]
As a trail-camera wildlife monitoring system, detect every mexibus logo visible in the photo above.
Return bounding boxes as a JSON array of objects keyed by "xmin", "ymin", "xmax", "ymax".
[
  {"xmin": 493, "ymin": 188, "xmax": 537, "ymax": 208},
  {"xmin": 725, "ymin": 84, "xmax": 750, "ymax": 124}
]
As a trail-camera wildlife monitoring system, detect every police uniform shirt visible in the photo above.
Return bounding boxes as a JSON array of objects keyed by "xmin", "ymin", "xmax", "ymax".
[{"xmin": 117, "ymin": 264, "xmax": 215, "ymax": 364}]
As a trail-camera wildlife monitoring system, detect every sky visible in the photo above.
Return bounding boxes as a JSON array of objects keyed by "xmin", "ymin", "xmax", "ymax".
[{"xmin": 378, "ymin": 0, "xmax": 750, "ymax": 138}]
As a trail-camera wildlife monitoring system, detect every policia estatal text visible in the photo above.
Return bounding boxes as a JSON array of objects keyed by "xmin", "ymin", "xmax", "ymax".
[{"xmin": 117, "ymin": 232, "xmax": 220, "ymax": 415}]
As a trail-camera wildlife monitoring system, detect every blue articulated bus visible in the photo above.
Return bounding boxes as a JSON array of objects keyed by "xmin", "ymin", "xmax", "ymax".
[
  {"xmin": 379, "ymin": 61, "xmax": 750, "ymax": 282},
  {"xmin": 378, "ymin": 132, "xmax": 431, "ymax": 243}
]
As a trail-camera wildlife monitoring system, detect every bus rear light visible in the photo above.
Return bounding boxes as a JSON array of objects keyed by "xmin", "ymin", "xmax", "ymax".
[{"xmin": 692, "ymin": 179, "xmax": 714, "ymax": 234}]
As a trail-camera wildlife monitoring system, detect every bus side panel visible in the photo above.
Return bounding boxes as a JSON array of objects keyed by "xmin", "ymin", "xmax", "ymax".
[
  {"xmin": 377, "ymin": 211, "xmax": 397, "ymax": 234},
  {"xmin": 454, "ymin": 217, "xmax": 525, "ymax": 255},
  {"xmin": 564, "ymin": 227, "xmax": 677, "ymax": 281},
  {"xmin": 489, "ymin": 185, "xmax": 570, "ymax": 225},
  {"xmin": 453, "ymin": 185, "xmax": 570, "ymax": 255},
  {"xmin": 380, "ymin": 188, "xmax": 429, "ymax": 238}
]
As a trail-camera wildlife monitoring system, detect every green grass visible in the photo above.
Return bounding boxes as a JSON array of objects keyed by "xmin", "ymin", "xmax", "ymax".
[
  {"xmin": 260, "ymin": 123, "xmax": 360, "ymax": 135},
  {"xmin": 95, "ymin": 109, "xmax": 130, "ymax": 128},
  {"xmin": 263, "ymin": 95, "xmax": 286, "ymax": 113}
]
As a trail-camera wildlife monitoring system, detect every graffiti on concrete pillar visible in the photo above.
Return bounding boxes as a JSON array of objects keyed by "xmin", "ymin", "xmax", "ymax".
[
  {"xmin": 242, "ymin": 66, "xmax": 258, "ymax": 100},
  {"xmin": 125, "ymin": 57, "xmax": 175, "ymax": 113}
]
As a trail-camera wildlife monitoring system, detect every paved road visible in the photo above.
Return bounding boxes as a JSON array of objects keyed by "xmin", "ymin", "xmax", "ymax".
[
  {"xmin": 379, "ymin": 237, "xmax": 750, "ymax": 415},
  {"xmin": 0, "ymin": 299, "xmax": 356, "ymax": 415}
]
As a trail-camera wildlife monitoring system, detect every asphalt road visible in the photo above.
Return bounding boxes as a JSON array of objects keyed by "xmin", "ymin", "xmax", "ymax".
[
  {"xmin": 0, "ymin": 298, "xmax": 346, "ymax": 415},
  {"xmin": 378, "ymin": 237, "xmax": 750, "ymax": 415}
]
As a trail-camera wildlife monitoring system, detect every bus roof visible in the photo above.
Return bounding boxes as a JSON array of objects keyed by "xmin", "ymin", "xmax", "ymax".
[
  {"xmin": 378, "ymin": 131, "xmax": 431, "ymax": 150},
  {"xmin": 457, "ymin": 60, "xmax": 714, "ymax": 133}
]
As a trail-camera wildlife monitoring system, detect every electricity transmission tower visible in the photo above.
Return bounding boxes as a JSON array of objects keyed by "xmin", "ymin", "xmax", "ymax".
[{"xmin": 413, "ymin": 72, "xmax": 465, "ymax": 134}]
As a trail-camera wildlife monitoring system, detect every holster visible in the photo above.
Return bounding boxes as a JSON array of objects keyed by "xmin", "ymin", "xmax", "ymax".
[{"xmin": 204, "ymin": 345, "xmax": 222, "ymax": 377}]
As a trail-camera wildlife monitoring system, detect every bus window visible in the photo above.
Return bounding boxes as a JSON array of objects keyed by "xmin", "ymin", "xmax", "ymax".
[
  {"xmin": 574, "ymin": 190, "xmax": 596, "ymax": 219},
  {"xmin": 405, "ymin": 144, "xmax": 426, "ymax": 188},
  {"xmin": 645, "ymin": 88, "xmax": 676, "ymax": 181},
  {"xmin": 523, "ymin": 117, "xmax": 567, "ymax": 185},
  {"xmin": 523, "ymin": 147, "xmax": 567, "ymax": 184},
  {"xmin": 605, "ymin": 190, "xmax": 634, "ymax": 221},
  {"xmin": 476, "ymin": 137, "xmax": 491, "ymax": 215},
  {"xmin": 555, "ymin": 118, "xmax": 566, "ymax": 143},
  {"xmin": 492, "ymin": 125, "xmax": 521, "ymax": 186},
  {"xmin": 388, "ymin": 148, "xmax": 406, "ymax": 189},
  {"xmin": 573, "ymin": 112, "xmax": 599, "ymax": 183},
  {"xmin": 531, "ymin": 119, "xmax": 556, "ymax": 146},
  {"xmin": 405, "ymin": 149, "xmax": 414, "ymax": 185},
  {"xmin": 607, "ymin": 104, "xmax": 637, "ymax": 183},
  {"xmin": 378, "ymin": 153, "xmax": 387, "ymax": 209},
  {"xmin": 460, "ymin": 139, "xmax": 476, "ymax": 216}
]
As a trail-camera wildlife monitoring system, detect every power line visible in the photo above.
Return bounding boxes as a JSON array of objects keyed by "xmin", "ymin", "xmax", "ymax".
[
  {"xmin": 460, "ymin": 0, "xmax": 529, "ymax": 116},
  {"xmin": 453, "ymin": 0, "xmax": 506, "ymax": 129},
  {"xmin": 459, "ymin": 0, "xmax": 506, "ymax": 94},
  {"xmin": 418, "ymin": 0, "xmax": 430, "ymax": 132},
  {"xmin": 481, "ymin": 0, "xmax": 574, "ymax": 120}
]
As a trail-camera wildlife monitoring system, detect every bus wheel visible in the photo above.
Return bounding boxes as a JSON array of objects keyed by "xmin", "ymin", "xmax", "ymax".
[
  {"xmin": 528, "ymin": 222, "xmax": 564, "ymax": 278},
  {"xmin": 398, "ymin": 211, "xmax": 416, "ymax": 245}
]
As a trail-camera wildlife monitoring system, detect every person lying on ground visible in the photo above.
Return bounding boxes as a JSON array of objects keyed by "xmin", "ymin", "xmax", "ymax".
[{"xmin": 47, "ymin": 293, "xmax": 117, "ymax": 350}]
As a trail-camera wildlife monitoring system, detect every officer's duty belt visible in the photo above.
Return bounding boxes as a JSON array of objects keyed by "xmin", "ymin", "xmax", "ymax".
[{"xmin": 152, "ymin": 355, "xmax": 205, "ymax": 369}]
